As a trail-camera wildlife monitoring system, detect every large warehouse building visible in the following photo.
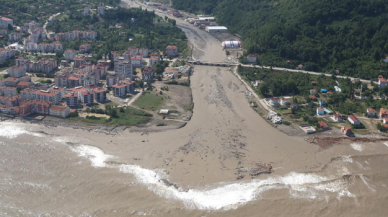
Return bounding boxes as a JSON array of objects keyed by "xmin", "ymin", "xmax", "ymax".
[
  {"xmin": 205, "ymin": 26, "xmax": 228, "ymax": 33},
  {"xmin": 221, "ymin": 41, "xmax": 241, "ymax": 48}
]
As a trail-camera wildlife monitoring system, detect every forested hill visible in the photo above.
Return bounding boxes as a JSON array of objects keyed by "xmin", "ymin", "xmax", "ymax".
[{"xmin": 172, "ymin": 0, "xmax": 388, "ymax": 79}]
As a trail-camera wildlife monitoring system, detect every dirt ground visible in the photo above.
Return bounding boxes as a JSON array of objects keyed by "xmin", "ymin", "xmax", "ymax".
[{"xmin": 151, "ymin": 76, "xmax": 193, "ymax": 121}]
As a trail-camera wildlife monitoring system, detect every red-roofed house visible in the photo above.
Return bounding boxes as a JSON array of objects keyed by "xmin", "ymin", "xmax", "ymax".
[
  {"xmin": 380, "ymin": 108, "xmax": 388, "ymax": 118},
  {"xmin": 341, "ymin": 126, "xmax": 353, "ymax": 136},
  {"xmin": 318, "ymin": 121, "xmax": 329, "ymax": 130},
  {"xmin": 348, "ymin": 115, "xmax": 360, "ymax": 125},
  {"xmin": 32, "ymin": 90, "xmax": 60, "ymax": 105},
  {"xmin": 80, "ymin": 91, "xmax": 94, "ymax": 105},
  {"xmin": 92, "ymin": 87, "xmax": 106, "ymax": 102},
  {"xmin": 316, "ymin": 107, "xmax": 325, "ymax": 115},
  {"xmin": 366, "ymin": 108, "xmax": 376, "ymax": 118},
  {"xmin": 112, "ymin": 83, "xmax": 127, "ymax": 97},
  {"xmin": 49, "ymin": 105, "xmax": 70, "ymax": 118},
  {"xmin": 66, "ymin": 92, "xmax": 78, "ymax": 107},
  {"xmin": 331, "ymin": 114, "xmax": 343, "ymax": 122},
  {"xmin": 269, "ymin": 97, "xmax": 279, "ymax": 106},
  {"xmin": 166, "ymin": 45, "xmax": 178, "ymax": 57},
  {"xmin": 379, "ymin": 76, "xmax": 387, "ymax": 88},
  {"xmin": 247, "ymin": 54, "xmax": 257, "ymax": 63},
  {"xmin": 17, "ymin": 81, "xmax": 32, "ymax": 89}
]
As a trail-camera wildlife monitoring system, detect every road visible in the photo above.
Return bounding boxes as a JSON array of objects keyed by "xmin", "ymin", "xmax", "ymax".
[
  {"xmin": 43, "ymin": 13, "xmax": 61, "ymax": 33},
  {"xmin": 240, "ymin": 64, "xmax": 376, "ymax": 84}
]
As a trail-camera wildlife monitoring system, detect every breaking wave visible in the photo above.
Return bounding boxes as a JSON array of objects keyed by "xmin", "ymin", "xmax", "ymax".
[
  {"xmin": 0, "ymin": 122, "xmax": 43, "ymax": 139},
  {"xmin": 71, "ymin": 144, "xmax": 357, "ymax": 210}
]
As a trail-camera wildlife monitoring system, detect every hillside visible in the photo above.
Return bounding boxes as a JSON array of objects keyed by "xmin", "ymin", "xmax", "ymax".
[{"xmin": 172, "ymin": 0, "xmax": 388, "ymax": 79}]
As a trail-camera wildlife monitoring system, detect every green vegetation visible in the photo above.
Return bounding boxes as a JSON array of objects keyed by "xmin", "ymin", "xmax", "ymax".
[
  {"xmin": 238, "ymin": 66, "xmax": 388, "ymax": 118},
  {"xmin": 165, "ymin": 80, "xmax": 190, "ymax": 86},
  {"xmin": 133, "ymin": 91, "xmax": 164, "ymax": 111},
  {"xmin": 0, "ymin": 0, "xmax": 120, "ymax": 26},
  {"xmin": 46, "ymin": 6, "xmax": 187, "ymax": 62},
  {"xmin": 172, "ymin": 0, "xmax": 388, "ymax": 79},
  {"xmin": 70, "ymin": 106, "xmax": 152, "ymax": 126}
]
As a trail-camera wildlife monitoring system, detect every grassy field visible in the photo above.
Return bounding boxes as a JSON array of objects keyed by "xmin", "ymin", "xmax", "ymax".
[
  {"xmin": 69, "ymin": 107, "xmax": 152, "ymax": 126},
  {"xmin": 133, "ymin": 92, "xmax": 164, "ymax": 111}
]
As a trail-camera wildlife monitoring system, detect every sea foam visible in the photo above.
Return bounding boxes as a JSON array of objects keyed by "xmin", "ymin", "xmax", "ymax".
[
  {"xmin": 350, "ymin": 143, "xmax": 364, "ymax": 152},
  {"xmin": 0, "ymin": 122, "xmax": 43, "ymax": 139},
  {"xmin": 71, "ymin": 144, "xmax": 358, "ymax": 210}
]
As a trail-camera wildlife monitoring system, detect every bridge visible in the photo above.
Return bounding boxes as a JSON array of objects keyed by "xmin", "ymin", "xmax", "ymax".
[{"xmin": 188, "ymin": 61, "xmax": 236, "ymax": 67}]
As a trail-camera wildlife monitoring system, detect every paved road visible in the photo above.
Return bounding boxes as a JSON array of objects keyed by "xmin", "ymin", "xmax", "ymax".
[{"xmin": 240, "ymin": 64, "xmax": 375, "ymax": 84}]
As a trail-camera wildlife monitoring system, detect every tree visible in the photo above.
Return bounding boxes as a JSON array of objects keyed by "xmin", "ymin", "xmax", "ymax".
[
  {"xmin": 110, "ymin": 109, "xmax": 118, "ymax": 118},
  {"xmin": 259, "ymin": 82, "xmax": 269, "ymax": 96}
]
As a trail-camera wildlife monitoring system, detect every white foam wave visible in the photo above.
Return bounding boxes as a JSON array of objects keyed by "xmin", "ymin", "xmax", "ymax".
[
  {"xmin": 71, "ymin": 145, "xmax": 113, "ymax": 168},
  {"xmin": 360, "ymin": 175, "xmax": 375, "ymax": 192},
  {"xmin": 342, "ymin": 156, "xmax": 353, "ymax": 163},
  {"xmin": 71, "ymin": 144, "xmax": 356, "ymax": 210},
  {"xmin": 350, "ymin": 143, "xmax": 363, "ymax": 152},
  {"xmin": 0, "ymin": 122, "xmax": 43, "ymax": 139}
]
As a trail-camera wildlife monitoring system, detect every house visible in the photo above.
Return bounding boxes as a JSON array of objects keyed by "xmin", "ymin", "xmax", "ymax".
[
  {"xmin": 79, "ymin": 44, "xmax": 91, "ymax": 53},
  {"xmin": 49, "ymin": 105, "xmax": 70, "ymax": 118},
  {"xmin": 341, "ymin": 126, "xmax": 353, "ymax": 136},
  {"xmin": 247, "ymin": 54, "xmax": 257, "ymax": 63},
  {"xmin": 33, "ymin": 90, "xmax": 60, "ymax": 105},
  {"xmin": 17, "ymin": 81, "xmax": 32, "ymax": 89},
  {"xmin": 378, "ymin": 76, "xmax": 386, "ymax": 88},
  {"xmin": 83, "ymin": 7, "xmax": 90, "ymax": 16},
  {"xmin": 318, "ymin": 99, "xmax": 326, "ymax": 107},
  {"xmin": 335, "ymin": 69, "xmax": 340, "ymax": 74},
  {"xmin": 366, "ymin": 108, "xmax": 376, "ymax": 118},
  {"xmin": 297, "ymin": 64, "xmax": 303, "ymax": 69},
  {"xmin": 348, "ymin": 115, "xmax": 361, "ymax": 125},
  {"xmin": 80, "ymin": 91, "xmax": 94, "ymax": 105},
  {"xmin": 269, "ymin": 98, "xmax": 279, "ymax": 106},
  {"xmin": 97, "ymin": 6, "xmax": 105, "ymax": 15},
  {"xmin": 317, "ymin": 107, "xmax": 325, "ymax": 115},
  {"xmin": 310, "ymin": 89, "xmax": 317, "ymax": 95},
  {"xmin": 66, "ymin": 92, "xmax": 78, "ymax": 107},
  {"xmin": 380, "ymin": 108, "xmax": 388, "ymax": 118},
  {"xmin": 166, "ymin": 45, "xmax": 178, "ymax": 57},
  {"xmin": 382, "ymin": 123, "xmax": 388, "ymax": 130},
  {"xmin": 332, "ymin": 114, "xmax": 343, "ymax": 122},
  {"xmin": 327, "ymin": 91, "xmax": 333, "ymax": 96},
  {"xmin": 123, "ymin": 80, "xmax": 135, "ymax": 93},
  {"xmin": 49, "ymin": 86, "xmax": 65, "ymax": 99},
  {"xmin": 5, "ymin": 77, "xmax": 20, "ymax": 87},
  {"xmin": 321, "ymin": 89, "xmax": 327, "ymax": 93},
  {"xmin": 311, "ymin": 81, "xmax": 317, "ymax": 86},
  {"xmin": 92, "ymin": 87, "xmax": 106, "ymax": 102},
  {"xmin": 7, "ymin": 66, "xmax": 26, "ymax": 78},
  {"xmin": 142, "ymin": 67, "xmax": 155, "ymax": 81},
  {"xmin": 318, "ymin": 121, "xmax": 329, "ymax": 130},
  {"xmin": 280, "ymin": 97, "xmax": 290, "ymax": 106},
  {"xmin": 383, "ymin": 118, "xmax": 388, "ymax": 124},
  {"xmin": 64, "ymin": 49, "xmax": 76, "ymax": 61},
  {"xmin": 112, "ymin": 84, "xmax": 127, "ymax": 97},
  {"xmin": 310, "ymin": 95, "xmax": 317, "ymax": 101}
]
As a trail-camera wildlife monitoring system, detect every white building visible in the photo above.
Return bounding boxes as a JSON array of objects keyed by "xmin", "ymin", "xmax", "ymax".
[
  {"xmin": 7, "ymin": 66, "xmax": 26, "ymax": 78},
  {"xmin": 97, "ymin": 6, "xmax": 105, "ymax": 15},
  {"xmin": 0, "ymin": 17, "xmax": 13, "ymax": 28},
  {"xmin": 49, "ymin": 105, "xmax": 70, "ymax": 118},
  {"xmin": 206, "ymin": 26, "xmax": 228, "ymax": 33},
  {"xmin": 64, "ymin": 49, "xmax": 76, "ymax": 61}
]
